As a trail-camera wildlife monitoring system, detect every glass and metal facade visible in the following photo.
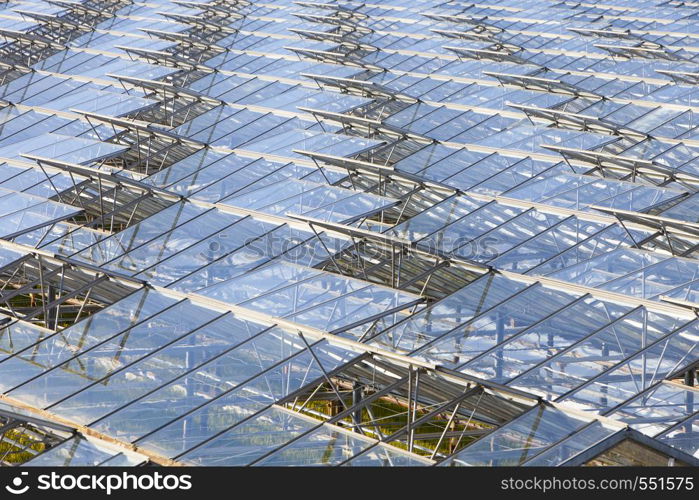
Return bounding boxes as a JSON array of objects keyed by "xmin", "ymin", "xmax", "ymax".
[{"xmin": 0, "ymin": 0, "xmax": 696, "ymax": 467}]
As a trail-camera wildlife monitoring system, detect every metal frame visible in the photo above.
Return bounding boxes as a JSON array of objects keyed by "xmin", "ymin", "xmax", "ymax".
[{"xmin": 0, "ymin": 0, "xmax": 696, "ymax": 468}]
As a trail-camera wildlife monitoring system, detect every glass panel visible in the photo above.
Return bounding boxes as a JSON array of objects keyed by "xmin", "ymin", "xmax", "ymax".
[
  {"xmin": 0, "ymin": 246, "xmax": 26, "ymax": 268},
  {"xmin": 197, "ymin": 261, "xmax": 322, "ymax": 306},
  {"xmin": 459, "ymin": 209, "xmax": 565, "ymax": 263},
  {"xmin": 222, "ymin": 179, "xmax": 395, "ymax": 223},
  {"xmin": 0, "ymin": 321, "xmax": 53, "ymax": 362},
  {"xmin": 8, "ymin": 299, "xmax": 221, "ymax": 409},
  {"xmin": 0, "ymin": 289, "xmax": 177, "ymax": 393},
  {"xmin": 254, "ymin": 425, "xmax": 375, "ymax": 466},
  {"xmin": 599, "ymin": 257, "xmax": 699, "ymax": 300},
  {"xmin": 562, "ymin": 322, "xmax": 699, "ymax": 412},
  {"xmin": 462, "ymin": 296, "xmax": 631, "ymax": 382},
  {"xmin": 76, "ymin": 203, "xmax": 205, "ymax": 266},
  {"xmin": 609, "ymin": 382, "xmax": 699, "ymax": 436},
  {"xmin": 343, "ymin": 444, "xmax": 431, "ymax": 466},
  {"xmin": 178, "ymin": 407, "xmax": 317, "ymax": 466},
  {"xmin": 415, "ymin": 284, "xmax": 578, "ymax": 368},
  {"xmin": 523, "ymin": 422, "xmax": 619, "ymax": 466},
  {"xmin": 92, "ymin": 338, "xmax": 356, "ymax": 450},
  {"xmin": 387, "ymin": 196, "xmax": 484, "ymax": 243},
  {"xmin": 547, "ymin": 249, "xmax": 666, "ymax": 288},
  {"xmin": 530, "ymin": 225, "xmax": 652, "ymax": 276},
  {"xmin": 134, "ymin": 216, "xmax": 276, "ymax": 286},
  {"xmin": 26, "ymin": 436, "xmax": 145, "ymax": 466},
  {"xmin": 658, "ymin": 415, "xmax": 699, "ymax": 458},
  {"xmin": 47, "ymin": 312, "xmax": 271, "ymax": 424},
  {"xmin": 490, "ymin": 218, "xmax": 607, "ymax": 273},
  {"xmin": 512, "ymin": 309, "xmax": 692, "ymax": 401},
  {"xmin": 371, "ymin": 273, "xmax": 527, "ymax": 354},
  {"xmin": 133, "ymin": 341, "xmax": 356, "ymax": 458},
  {"xmin": 103, "ymin": 209, "xmax": 237, "ymax": 276}
]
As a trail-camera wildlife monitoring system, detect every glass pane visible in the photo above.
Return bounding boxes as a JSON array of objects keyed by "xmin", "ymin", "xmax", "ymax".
[
  {"xmin": 254, "ymin": 425, "xmax": 374, "ymax": 466},
  {"xmin": 441, "ymin": 405, "xmax": 592, "ymax": 466},
  {"xmin": 371, "ymin": 273, "xmax": 527, "ymax": 354},
  {"xmin": 179, "ymin": 407, "xmax": 317, "ymax": 466},
  {"xmin": 26, "ymin": 436, "xmax": 145, "ymax": 466}
]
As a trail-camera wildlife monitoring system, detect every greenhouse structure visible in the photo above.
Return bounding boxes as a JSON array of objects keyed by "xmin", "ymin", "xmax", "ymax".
[{"xmin": 0, "ymin": 0, "xmax": 696, "ymax": 467}]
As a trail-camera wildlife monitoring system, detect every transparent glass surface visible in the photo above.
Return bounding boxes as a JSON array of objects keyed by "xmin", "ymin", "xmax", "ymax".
[
  {"xmin": 0, "ymin": 289, "xmax": 177, "ymax": 393},
  {"xmin": 658, "ymin": 415, "xmax": 699, "ymax": 458},
  {"xmin": 254, "ymin": 425, "xmax": 375, "ymax": 466},
  {"xmin": 523, "ymin": 422, "xmax": 619, "ymax": 466},
  {"xmin": 26, "ymin": 436, "xmax": 145, "ymax": 466},
  {"xmin": 371, "ymin": 273, "xmax": 528, "ymax": 354},
  {"xmin": 608, "ymin": 382, "xmax": 699, "ymax": 436},
  {"xmin": 441, "ymin": 405, "xmax": 593, "ymax": 466},
  {"xmin": 510, "ymin": 308, "xmax": 691, "ymax": 400},
  {"xmin": 562, "ymin": 322, "xmax": 699, "ymax": 412},
  {"xmin": 132, "ymin": 341, "xmax": 357, "ymax": 459}
]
